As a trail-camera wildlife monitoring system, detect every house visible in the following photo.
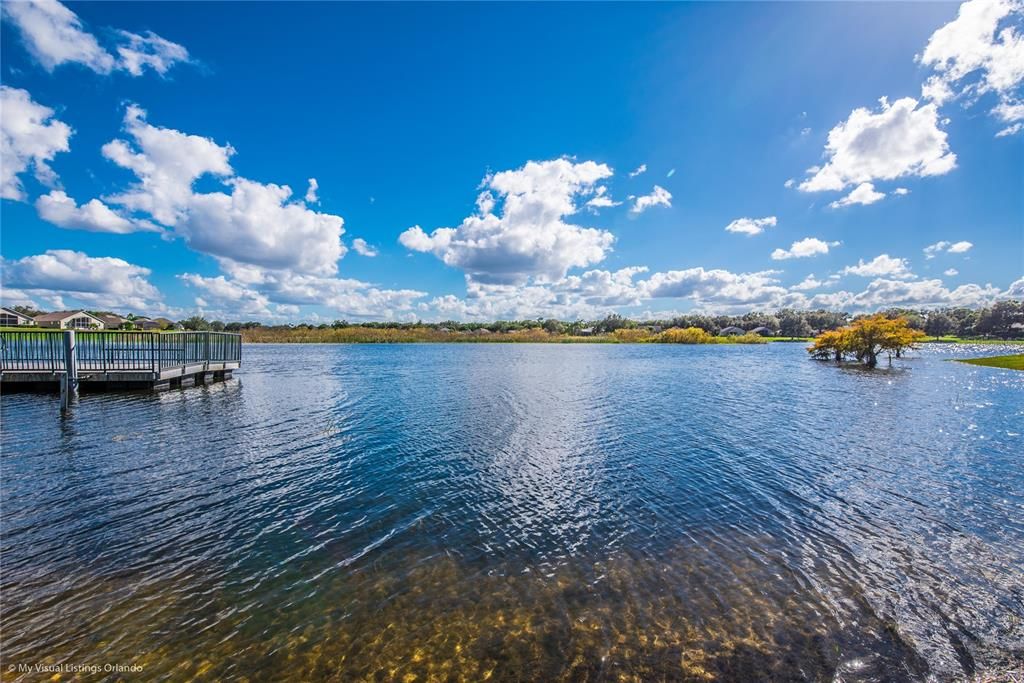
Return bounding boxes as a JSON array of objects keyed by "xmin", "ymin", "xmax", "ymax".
[
  {"xmin": 0, "ymin": 306, "xmax": 35, "ymax": 326},
  {"xmin": 96, "ymin": 313, "xmax": 130, "ymax": 329},
  {"xmin": 719, "ymin": 326, "xmax": 745, "ymax": 336},
  {"xmin": 132, "ymin": 317, "xmax": 163, "ymax": 330},
  {"xmin": 33, "ymin": 310, "xmax": 106, "ymax": 330},
  {"xmin": 750, "ymin": 326, "xmax": 774, "ymax": 336},
  {"xmin": 578, "ymin": 327, "xmax": 594, "ymax": 336}
]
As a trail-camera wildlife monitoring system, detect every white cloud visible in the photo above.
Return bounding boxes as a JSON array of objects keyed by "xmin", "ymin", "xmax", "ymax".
[
  {"xmin": 798, "ymin": 97, "xmax": 956, "ymax": 192},
  {"xmin": 945, "ymin": 268, "xmax": 960, "ymax": 276},
  {"xmin": 2, "ymin": 0, "xmax": 115, "ymax": 73},
  {"xmin": 724, "ymin": 215, "xmax": 776, "ymax": 236},
  {"xmin": 35, "ymin": 190, "xmax": 156, "ymax": 233},
  {"xmin": 919, "ymin": 0, "xmax": 1024, "ymax": 126},
  {"xmin": 180, "ymin": 179, "xmax": 346, "ymax": 276},
  {"xmin": 0, "ymin": 86, "xmax": 72, "ymax": 201},
  {"xmin": 398, "ymin": 158, "xmax": 615, "ymax": 285},
  {"xmin": 2, "ymin": 0, "xmax": 190, "ymax": 76},
  {"xmin": 99, "ymin": 105, "xmax": 346, "ymax": 276},
  {"xmin": 102, "ymin": 105, "xmax": 234, "ymax": 224},
  {"xmin": 305, "ymin": 177, "xmax": 319, "ymax": 204},
  {"xmin": 631, "ymin": 185, "xmax": 672, "ymax": 214},
  {"xmin": 666, "ymin": 169, "xmax": 676, "ymax": 178},
  {"xmin": 584, "ymin": 185, "xmax": 621, "ymax": 210},
  {"xmin": 996, "ymin": 121, "xmax": 1024, "ymax": 135},
  {"xmin": 1, "ymin": 249, "xmax": 162, "ymax": 309},
  {"xmin": 828, "ymin": 182, "xmax": 885, "ymax": 208},
  {"xmin": 1005, "ymin": 276, "xmax": 1024, "ymax": 297},
  {"xmin": 639, "ymin": 268, "xmax": 789, "ymax": 306},
  {"xmin": 924, "ymin": 240, "xmax": 952, "ymax": 258},
  {"xmin": 628, "ymin": 164, "xmax": 647, "ymax": 177},
  {"xmin": 115, "ymin": 30, "xmax": 190, "ymax": 76},
  {"xmin": 791, "ymin": 274, "xmax": 828, "ymax": 291},
  {"xmin": 841, "ymin": 254, "xmax": 914, "ymax": 279},
  {"xmin": 924, "ymin": 239, "xmax": 974, "ymax": 258},
  {"xmin": 351, "ymin": 238, "xmax": 378, "ymax": 257},
  {"xmin": 893, "ymin": 187, "xmax": 911, "ymax": 195},
  {"xmin": 770, "ymin": 237, "xmax": 840, "ymax": 260},
  {"xmin": 849, "ymin": 277, "xmax": 1000, "ymax": 308}
]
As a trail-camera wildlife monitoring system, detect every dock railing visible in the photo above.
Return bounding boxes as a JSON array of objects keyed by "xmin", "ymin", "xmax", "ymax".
[{"xmin": 0, "ymin": 330, "xmax": 242, "ymax": 374}]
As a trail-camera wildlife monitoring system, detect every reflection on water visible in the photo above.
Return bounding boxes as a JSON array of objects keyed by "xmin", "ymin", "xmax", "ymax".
[{"xmin": 2, "ymin": 343, "xmax": 1023, "ymax": 681}]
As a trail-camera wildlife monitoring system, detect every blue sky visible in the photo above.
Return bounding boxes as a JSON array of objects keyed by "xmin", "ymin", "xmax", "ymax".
[{"xmin": 1, "ymin": 0, "xmax": 1021, "ymax": 322}]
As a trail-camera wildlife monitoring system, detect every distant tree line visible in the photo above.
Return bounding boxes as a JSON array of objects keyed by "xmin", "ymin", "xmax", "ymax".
[
  {"xmin": 11, "ymin": 301, "xmax": 1022, "ymax": 339},
  {"xmin": 180, "ymin": 301, "xmax": 1023, "ymax": 339}
]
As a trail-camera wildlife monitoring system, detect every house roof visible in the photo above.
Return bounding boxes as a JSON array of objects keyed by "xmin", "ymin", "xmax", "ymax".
[
  {"xmin": 720, "ymin": 326, "xmax": 745, "ymax": 333},
  {"xmin": 33, "ymin": 310, "xmax": 102, "ymax": 323},
  {"xmin": 0, "ymin": 306, "xmax": 30, "ymax": 318},
  {"xmin": 750, "ymin": 326, "xmax": 772, "ymax": 332},
  {"xmin": 96, "ymin": 313, "xmax": 127, "ymax": 325}
]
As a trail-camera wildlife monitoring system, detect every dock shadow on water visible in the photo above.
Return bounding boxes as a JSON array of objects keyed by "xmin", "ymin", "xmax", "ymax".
[{"xmin": 1, "ymin": 343, "xmax": 1023, "ymax": 681}]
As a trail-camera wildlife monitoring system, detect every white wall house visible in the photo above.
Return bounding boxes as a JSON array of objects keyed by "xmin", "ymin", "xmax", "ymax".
[
  {"xmin": 0, "ymin": 306, "xmax": 35, "ymax": 326},
  {"xmin": 33, "ymin": 310, "xmax": 107, "ymax": 330}
]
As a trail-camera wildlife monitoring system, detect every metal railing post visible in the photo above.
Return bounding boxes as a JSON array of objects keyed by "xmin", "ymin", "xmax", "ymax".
[{"xmin": 61, "ymin": 330, "xmax": 78, "ymax": 412}]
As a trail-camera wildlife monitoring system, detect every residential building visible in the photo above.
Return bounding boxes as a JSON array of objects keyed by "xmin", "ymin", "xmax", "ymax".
[
  {"xmin": 0, "ymin": 307, "xmax": 35, "ymax": 326},
  {"xmin": 33, "ymin": 310, "xmax": 106, "ymax": 330}
]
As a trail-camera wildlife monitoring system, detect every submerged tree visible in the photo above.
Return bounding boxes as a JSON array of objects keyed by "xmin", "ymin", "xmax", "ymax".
[{"xmin": 807, "ymin": 315, "xmax": 926, "ymax": 368}]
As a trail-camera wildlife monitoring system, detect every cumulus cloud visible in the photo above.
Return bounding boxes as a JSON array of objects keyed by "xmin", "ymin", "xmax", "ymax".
[
  {"xmin": 628, "ymin": 164, "xmax": 647, "ymax": 177},
  {"xmin": 102, "ymin": 105, "xmax": 234, "ymax": 224},
  {"xmin": 584, "ymin": 186, "xmax": 621, "ymax": 210},
  {"xmin": 0, "ymin": 86, "xmax": 72, "ymax": 201},
  {"xmin": 2, "ymin": 249, "xmax": 162, "ymax": 309},
  {"xmin": 770, "ymin": 237, "xmax": 840, "ymax": 260},
  {"xmin": 841, "ymin": 254, "xmax": 914, "ymax": 279},
  {"xmin": 351, "ymin": 238, "xmax": 378, "ymax": 257},
  {"xmin": 798, "ymin": 97, "xmax": 956, "ymax": 192},
  {"xmin": 305, "ymin": 178, "xmax": 319, "ymax": 204},
  {"xmin": 631, "ymin": 185, "xmax": 672, "ymax": 213},
  {"xmin": 35, "ymin": 190, "xmax": 157, "ymax": 233},
  {"xmin": 639, "ymin": 268, "xmax": 789, "ymax": 306},
  {"xmin": 945, "ymin": 268, "xmax": 960, "ymax": 276},
  {"xmin": 829, "ymin": 182, "xmax": 886, "ymax": 208},
  {"xmin": 180, "ymin": 262, "xmax": 427, "ymax": 320},
  {"xmin": 1005, "ymin": 276, "xmax": 1024, "ymax": 297},
  {"xmin": 98, "ymin": 105, "xmax": 346, "ymax": 276},
  {"xmin": 919, "ymin": 0, "xmax": 1024, "ymax": 132},
  {"xmin": 398, "ymin": 158, "xmax": 615, "ymax": 285},
  {"xmin": 849, "ymin": 277, "xmax": 1001, "ymax": 308},
  {"xmin": 2, "ymin": 0, "xmax": 190, "ymax": 76},
  {"xmin": 924, "ymin": 239, "xmax": 974, "ymax": 258},
  {"xmin": 791, "ymin": 274, "xmax": 828, "ymax": 291},
  {"xmin": 724, "ymin": 216, "xmax": 776, "ymax": 235},
  {"xmin": 893, "ymin": 187, "xmax": 911, "ymax": 195}
]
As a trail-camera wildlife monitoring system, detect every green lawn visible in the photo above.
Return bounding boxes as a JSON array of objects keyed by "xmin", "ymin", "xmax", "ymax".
[{"xmin": 955, "ymin": 354, "xmax": 1024, "ymax": 370}]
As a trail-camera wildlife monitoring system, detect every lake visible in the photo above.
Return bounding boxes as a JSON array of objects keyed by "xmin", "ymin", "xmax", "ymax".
[{"xmin": 2, "ymin": 342, "xmax": 1022, "ymax": 681}]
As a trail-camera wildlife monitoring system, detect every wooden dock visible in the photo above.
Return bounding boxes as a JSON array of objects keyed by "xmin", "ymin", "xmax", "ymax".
[{"xmin": 1, "ymin": 330, "xmax": 241, "ymax": 400}]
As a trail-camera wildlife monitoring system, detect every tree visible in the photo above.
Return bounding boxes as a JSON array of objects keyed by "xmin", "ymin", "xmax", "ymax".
[
  {"xmin": 778, "ymin": 310, "xmax": 813, "ymax": 338},
  {"xmin": 542, "ymin": 318, "xmax": 565, "ymax": 334},
  {"xmin": 924, "ymin": 312, "xmax": 955, "ymax": 339},
  {"xmin": 210, "ymin": 320, "xmax": 226, "ymax": 331},
  {"xmin": 180, "ymin": 316, "xmax": 210, "ymax": 331},
  {"xmin": 807, "ymin": 315, "xmax": 925, "ymax": 368}
]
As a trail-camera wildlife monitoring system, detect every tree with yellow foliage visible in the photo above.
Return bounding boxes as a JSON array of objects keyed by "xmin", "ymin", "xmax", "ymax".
[{"xmin": 807, "ymin": 315, "xmax": 925, "ymax": 368}]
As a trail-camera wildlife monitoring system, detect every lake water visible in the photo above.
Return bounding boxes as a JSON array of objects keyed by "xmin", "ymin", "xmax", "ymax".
[{"xmin": 2, "ymin": 342, "xmax": 1022, "ymax": 681}]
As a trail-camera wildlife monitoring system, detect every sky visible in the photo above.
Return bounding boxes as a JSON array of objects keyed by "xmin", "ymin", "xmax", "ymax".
[{"xmin": 0, "ymin": 0, "xmax": 1022, "ymax": 323}]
